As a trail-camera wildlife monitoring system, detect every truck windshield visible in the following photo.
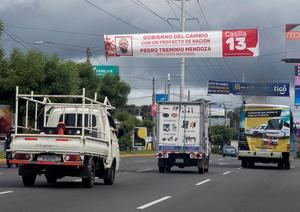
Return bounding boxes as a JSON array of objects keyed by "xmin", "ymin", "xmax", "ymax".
[{"xmin": 266, "ymin": 119, "xmax": 282, "ymax": 130}]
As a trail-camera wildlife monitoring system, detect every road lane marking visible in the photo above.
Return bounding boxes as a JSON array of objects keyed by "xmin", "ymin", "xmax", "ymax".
[
  {"xmin": 0, "ymin": 172, "xmax": 3, "ymax": 175},
  {"xmin": 136, "ymin": 168, "xmax": 152, "ymax": 173},
  {"xmin": 291, "ymin": 166, "xmax": 295, "ymax": 169},
  {"xmin": 223, "ymin": 171, "xmax": 231, "ymax": 175},
  {"xmin": 237, "ymin": 167, "xmax": 241, "ymax": 170},
  {"xmin": 218, "ymin": 163, "xmax": 229, "ymax": 165},
  {"xmin": 195, "ymin": 179, "xmax": 211, "ymax": 186},
  {"xmin": 0, "ymin": 191, "xmax": 13, "ymax": 195},
  {"xmin": 218, "ymin": 159, "xmax": 224, "ymax": 161},
  {"xmin": 137, "ymin": 196, "xmax": 171, "ymax": 210}
]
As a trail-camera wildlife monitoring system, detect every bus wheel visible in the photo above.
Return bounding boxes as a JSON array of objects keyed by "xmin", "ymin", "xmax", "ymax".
[{"xmin": 241, "ymin": 159, "xmax": 248, "ymax": 168}]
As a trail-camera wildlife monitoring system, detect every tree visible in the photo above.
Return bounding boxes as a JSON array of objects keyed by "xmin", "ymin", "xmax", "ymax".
[
  {"xmin": 99, "ymin": 74, "xmax": 130, "ymax": 108},
  {"xmin": 209, "ymin": 125, "xmax": 237, "ymax": 148}
]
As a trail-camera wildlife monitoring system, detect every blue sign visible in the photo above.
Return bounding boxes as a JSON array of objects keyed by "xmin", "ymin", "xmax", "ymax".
[
  {"xmin": 208, "ymin": 80, "xmax": 289, "ymax": 97},
  {"xmin": 156, "ymin": 93, "xmax": 169, "ymax": 102},
  {"xmin": 295, "ymin": 88, "xmax": 300, "ymax": 106}
]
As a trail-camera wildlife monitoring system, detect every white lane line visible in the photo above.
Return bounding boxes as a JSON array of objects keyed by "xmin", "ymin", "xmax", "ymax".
[
  {"xmin": 195, "ymin": 179, "xmax": 211, "ymax": 186},
  {"xmin": 218, "ymin": 163, "xmax": 229, "ymax": 165},
  {"xmin": 237, "ymin": 167, "xmax": 241, "ymax": 170},
  {"xmin": 136, "ymin": 168, "xmax": 152, "ymax": 173},
  {"xmin": 0, "ymin": 191, "xmax": 13, "ymax": 195},
  {"xmin": 223, "ymin": 171, "xmax": 231, "ymax": 175},
  {"xmin": 137, "ymin": 196, "xmax": 171, "ymax": 210},
  {"xmin": 218, "ymin": 159, "xmax": 224, "ymax": 161}
]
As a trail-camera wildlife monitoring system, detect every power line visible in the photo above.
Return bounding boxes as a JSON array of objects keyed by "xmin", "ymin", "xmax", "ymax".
[
  {"xmin": 82, "ymin": 0, "xmax": 147, "ymax": 33},
  {"xmin": 129, "ymin": 0, "xmax": 180, "ymax": 31},
  {"xmin": 4, "ymin": 25, "xmax": 100, "ymax": 37}
]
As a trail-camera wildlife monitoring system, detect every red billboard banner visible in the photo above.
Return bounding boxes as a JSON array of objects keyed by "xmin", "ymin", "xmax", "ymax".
[
  {"xmin": 286, "ymin": 24, "xmax": 300, "ymax": 40},
  {"xmin": 104, "ymin": 28, "xmax": 259, "ymax": 58},
  {"xmin": 222, "ymin": 29, "xmax": 259, "ymax": 57}
]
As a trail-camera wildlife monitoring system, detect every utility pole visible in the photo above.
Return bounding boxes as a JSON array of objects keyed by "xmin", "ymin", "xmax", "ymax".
[
  {"xmin": 167, "ymin": 73, "xmax": 171, "ymax": 101},
  {"xmin": 179, "ymin": 0, "xmax": 185, "ymax": 102},
  {"xmin": 188, "ymin": 90, "xmax": 190, "ymax": 101},
  {"xmin": 152, "ymin": 77, "xmax": 156, "ymax": 150},
  {"xmin": 86, "ymin": 47, "xmax": 92, "ymax": 63}
]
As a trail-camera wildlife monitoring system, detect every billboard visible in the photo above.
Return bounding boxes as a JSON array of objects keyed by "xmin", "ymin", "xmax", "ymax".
[
  {"xmin": 208, "ymin": 80, "xmax": 290, "ymax": 97},
  {"xmin": 210, "ymin": 104, "xmax": 225, "ymax": 117},
  {"xmin": 286, "ymin": 24, "xmax": 300, "ymax": 40},
  {"xmin": 133, "ymin": 127, "xmax": 147, "ymax": 147},
  {"xmin": 104, "ymin": 28, "xmax": 258, "ymax": 58},
  {"xmin": 93, "ymin": 65, "xmax": 119, "ymax": 76}
]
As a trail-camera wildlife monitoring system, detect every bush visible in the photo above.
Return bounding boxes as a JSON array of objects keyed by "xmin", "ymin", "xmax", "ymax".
[{"xmin": 211, "ymin": 146, "xmax": 222, "ymax": 155}]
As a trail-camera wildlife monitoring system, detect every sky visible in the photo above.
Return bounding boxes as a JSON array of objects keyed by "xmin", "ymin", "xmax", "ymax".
[{"xmin": 0, "ymin": 0, "xmax": 300, "ymax": 112}]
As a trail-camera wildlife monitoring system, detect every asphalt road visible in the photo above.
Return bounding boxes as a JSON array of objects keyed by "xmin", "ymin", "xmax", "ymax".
[{"xmin": 0, "ymin": 155, "xmax": 299, "ymax": 212}]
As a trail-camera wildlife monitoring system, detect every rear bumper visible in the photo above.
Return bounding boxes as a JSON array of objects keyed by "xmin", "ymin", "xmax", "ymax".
[
  {"xmin": 9, "ymin": 159, "xmax": 82, "ymax": 166},
  {"xmin": 238, "ymin": 151, "xmax": 282, "ymax": 159}
]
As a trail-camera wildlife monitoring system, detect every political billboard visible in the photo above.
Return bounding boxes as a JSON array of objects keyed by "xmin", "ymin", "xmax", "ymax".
[
  {"xmin": 104, "ymin": 28, "xmax": 258, "ymax": 58},
  {"xmin": 208, "ymin": 80, "xmax": 289, "ymax": 97}
]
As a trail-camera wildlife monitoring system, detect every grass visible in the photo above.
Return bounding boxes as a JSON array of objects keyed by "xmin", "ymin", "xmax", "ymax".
[
  {"xmin": 0, "ymin": 151, "xmax": 5, "ymax": 159},
  {"xmin": 120, "ymin": 150, "xmax": 156, "ymax": 155}
]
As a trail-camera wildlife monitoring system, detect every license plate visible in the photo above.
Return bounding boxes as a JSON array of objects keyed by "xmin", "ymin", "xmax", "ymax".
[
  {"xmin": 37, "ymin": 155, "xmax": 61, "ymax": 162},
  {"xmin": 175, "ymin": 158, "xmax": 184, "ymax": 163}
]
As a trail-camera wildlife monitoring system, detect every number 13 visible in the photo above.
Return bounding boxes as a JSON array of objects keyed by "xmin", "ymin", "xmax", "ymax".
[{"xmin": 225, "ymin": 37, "xmax": 246, "ymax": 50}]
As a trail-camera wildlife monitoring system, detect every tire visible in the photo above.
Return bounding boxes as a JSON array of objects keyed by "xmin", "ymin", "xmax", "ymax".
[
  {"xmin": 6, "ymin": 152, "xmax": 12, "ymax": 168},
  {"xmin": 158, "ymin": 166, "xmax": 165, "ymax": 173},
  {"xmin": 284, "ymin": 161, "xmax": 290, "ymax": 170},
  {"xmin": 165, "ymin": 167, "xmax": 171, "ymax": 173},
  {"xmin": 198, "ymin": 160, "xmax": 204, "ymax": 174},
  {"xmin": 46, "ymin": 175, "xmax": 57, "ymax": 184},
  {"xmin": 204, "ymin": 158, "xmax": 209, "ymax": 172},
  {"xmin": 241, "ymin": 159, "xmax": 248, "ymax": 168},
  {"xmin": 278, "ymin": 161, "xmax": 283, "ymax": 169},
  {"xmin": 82, "ymin": 160, "xmax": 95, "ymax": 188},
  {"xmin": 103, "ymin": 165, "xmax": 116, "ymax": 185},
  {"xmin": 22, "ymin": 175, "xmax": 36, "ymax": 187},
  {"xmin": 249, "ymin": 161, "xmax": 255, "ymax": 168}
]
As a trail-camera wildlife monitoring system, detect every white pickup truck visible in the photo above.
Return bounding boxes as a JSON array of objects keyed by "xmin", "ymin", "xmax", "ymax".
[{"xmin": 8, "ymin": 87, "xmax": 120, "ymax": 188}]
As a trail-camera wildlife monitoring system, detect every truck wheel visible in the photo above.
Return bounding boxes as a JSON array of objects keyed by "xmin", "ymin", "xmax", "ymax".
[
  {"xmin": 82, "ymin": 160, "xmax": 95, "ymax": 188},
  {"xmin": 6, "ymin": 152, "xmax": 12, "ymax": 168},
  {"xmin": 46, "ymin": 175, "xmax": 57, "ymax": 184},
  {"xmin": 278, "ymin": 161, "xmax": 283, "ymax": 169},
  {"xmin": 198, "ymin": 160, "xmax": 204, "ymax": 174},
  {"xmin": 204, "ymin": 158, "xmax": 209, "ymax": 172},
  {"xmin": 284, "ymin": 161, "xmax": 290, "ymax": 170},
  {"xmin": 103, "ymin": 165, "xmax": 116, "ymax": 185},
  {"xmin": 165, "ymin": 167, "xmax": 171, "ymax": 173},
  {"xmin": 158, "ymin": 166, "xmax": 165, "ymax": 173},
  {"xmin": 22, "ymin": 175, "xmax": 36, "ymax": 187}
]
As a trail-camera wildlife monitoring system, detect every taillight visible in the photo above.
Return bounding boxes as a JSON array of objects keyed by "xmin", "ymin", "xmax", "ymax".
[
  {"xmin": 157, "ymin": 152, "xmax": 163, "ymax": 158},
  {"xmin": 64, "ymin": 155, "xmax": 81, "ymax": 161},
  {"xmin": 195, "ymin": 153, "xmax": 201, "ymax": 158},
  {"xmin": 14, "ymin": 153, "xmax": 31, "ymax": 160}
]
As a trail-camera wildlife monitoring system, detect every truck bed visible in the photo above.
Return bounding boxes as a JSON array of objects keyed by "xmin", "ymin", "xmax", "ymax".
[{"xmin": 10, "ymin": 134, "xmax": 109, "ymax": 156}]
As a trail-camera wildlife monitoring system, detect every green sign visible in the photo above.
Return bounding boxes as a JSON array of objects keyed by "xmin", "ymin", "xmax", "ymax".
[{"xmin": 93, "ymin": 65, "xmax": 119, "ymax": 76}]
